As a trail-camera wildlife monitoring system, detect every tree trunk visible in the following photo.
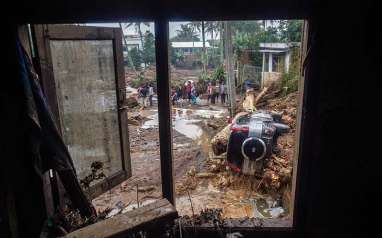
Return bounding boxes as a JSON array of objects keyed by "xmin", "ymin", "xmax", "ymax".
[
  {"xmin": 137, "ymin": 23, "xmax": 146, "ymax": 67},
  {"xmin": 119, "ymin": 23, "xmax": 138, "ymax": 76},
  {"xmin": 201, "ymin": 21, "xmax": 207, "ymax": 73},
  {"xmin": 211, "ymin": 124, "xmax": 231, "ymax": 155},
  {"xmin": 224, "ymin": 21, "xmax": 236, "ymax": 117},
  {"xmin": 220, "ymin": 22, "xmax": 224, "ymax": 64}
]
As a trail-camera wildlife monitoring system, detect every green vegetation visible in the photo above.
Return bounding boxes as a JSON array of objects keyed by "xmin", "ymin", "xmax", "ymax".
[
  {"xmin": 129, "ymin": 47, "xmax": 143, "ymax": 70},
  {"xmin": 142, "ymin": 31, "xmax": 155, "ymax": 65},
  {"xmin": 129, "ymin": 72, "xmax": 145, "ymax": 88},
  {"xmin": 171, "ymin": 24, "xmax": 200, "ymax": 42},
  {"xmin": 281, "ymin": 47, "xmax": 300, "ymax": 94}
]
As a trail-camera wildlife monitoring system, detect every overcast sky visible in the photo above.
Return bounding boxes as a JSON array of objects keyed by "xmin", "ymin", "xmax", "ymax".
[{"xmin": 86, "ymin": 21, "xmax": 218, "ymax": 40}]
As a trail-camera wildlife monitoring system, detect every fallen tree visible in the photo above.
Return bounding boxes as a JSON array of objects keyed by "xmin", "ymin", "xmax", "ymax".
[{"xmin": 211, "ymin": 112, "xmax": 250, "ymax": 155}]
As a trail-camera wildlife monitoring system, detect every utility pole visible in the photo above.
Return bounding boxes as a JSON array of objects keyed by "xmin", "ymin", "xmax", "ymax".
[{"xmin": 224, "ymin": 21, "xmax": 236, "ymax": 117}]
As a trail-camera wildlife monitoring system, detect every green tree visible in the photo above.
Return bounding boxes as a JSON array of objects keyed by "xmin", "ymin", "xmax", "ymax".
[
  {"xmin": 142, "ymin": 31, "xmax": 155, "ymax": 65},
  {"xmin": 278, "ymin": 20, "xmax": 303, "ymax": 42},
  {"xmin": 171, "ymin": 24, "xmax": 200, "ymax": 42},
  {"xmin": 169, "ymin": 45, "xmax": 184, "ymax": 66},
  {"xmin": 188, "ymin": 21, "xmax": 208, "ymax": 72},
  {"xmin": 129, "ymin": 47, "xmax": 143, "ymax": 70},
  {"xmin": 124, "ymin": 22, "xmax": 150, "ymax": 67},
  {"xmin": 231, "ymin": 20, "xmax": 262, "ymax": 34}
]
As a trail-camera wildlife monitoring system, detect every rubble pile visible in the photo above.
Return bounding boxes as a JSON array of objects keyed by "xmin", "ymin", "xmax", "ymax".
[
  {"xmin": 176, "ymin": 175, "xmax": 198, "ymax": 195},
  {"xmin": 258, "ymin": 92, "xmax": 297, "ymax": 192},
  {"xmin": 181, "ymin": 208, "xmax": 224, "ymax": 227}
]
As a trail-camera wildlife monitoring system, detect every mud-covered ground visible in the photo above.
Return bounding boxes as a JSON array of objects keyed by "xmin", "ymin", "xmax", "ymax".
[
  {"xmin": 92, "ymin": 91, "xmax": 298, "ymax": 223},
  {"xmin": 92, "ymin": 102, "xmax": 228, "ymax": 213}
]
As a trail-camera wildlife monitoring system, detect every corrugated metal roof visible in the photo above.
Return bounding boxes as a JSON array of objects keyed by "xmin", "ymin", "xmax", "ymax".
[{"xmin": 171, "ymin": 41, "xmax": 211, "ymax": 48}]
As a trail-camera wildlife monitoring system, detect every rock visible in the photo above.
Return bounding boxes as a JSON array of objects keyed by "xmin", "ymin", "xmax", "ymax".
[{"xmin": 126, "ymin": 96, "xmax": 139, "ymax": 108}]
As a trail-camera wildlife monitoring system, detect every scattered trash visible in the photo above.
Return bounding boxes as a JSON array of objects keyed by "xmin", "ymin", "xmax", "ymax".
[{"xmin": 266, "ymin": 207, "xmax": 285, "ymax": 218}]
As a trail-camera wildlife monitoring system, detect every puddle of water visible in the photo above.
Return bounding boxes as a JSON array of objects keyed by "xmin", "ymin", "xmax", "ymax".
[
  {"xmin": 173, "ymin": 118, "xmax": 202, "ymax": 140},
  {"xmin": 173, "ymin": 107, "xmax": 226, "ymax": 119},
  {"xmin": 141, "ymin": 107, "xmax": 225, "ymax": 140}
]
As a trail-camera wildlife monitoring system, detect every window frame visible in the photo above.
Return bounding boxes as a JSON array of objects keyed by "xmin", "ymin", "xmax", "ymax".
[{"xmin": 32, "ymin": 24, "xmax": 132, "ymax": 199}]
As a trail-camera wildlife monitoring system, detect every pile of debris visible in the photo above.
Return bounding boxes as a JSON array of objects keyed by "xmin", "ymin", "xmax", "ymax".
[{"xmin": 180, "ymin": 208, "xmax": 224, "ymax": 227}]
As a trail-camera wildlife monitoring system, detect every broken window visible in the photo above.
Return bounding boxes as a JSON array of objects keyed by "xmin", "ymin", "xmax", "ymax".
[{"xmin": 31, "ymin": 23, "xmax": 162, "ymax": 216}]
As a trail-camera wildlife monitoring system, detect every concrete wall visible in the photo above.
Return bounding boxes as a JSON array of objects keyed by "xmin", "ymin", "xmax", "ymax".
[{"xmin": 50, "ymin": 40, "xmax": 123, "ymax": 182}]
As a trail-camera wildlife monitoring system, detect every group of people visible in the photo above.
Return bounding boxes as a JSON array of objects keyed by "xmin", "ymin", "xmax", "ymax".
[
  {"xmin": 137, "ymin": 83, "xmax": 154, "ymax": 108},
  {"xmin": 139, "ymin": 80, "xmax": 227, "ymax": 107},
  {"xmin": 207, "ymin": 81, "xmax": 226, "ymax": 104},
  {"xmin": 170, "ymin": 80, "xmax": 227, "ymax": 106},
  {"xmin": 171, "ymin": 80, "xmax": 198, "ymax": 105}
]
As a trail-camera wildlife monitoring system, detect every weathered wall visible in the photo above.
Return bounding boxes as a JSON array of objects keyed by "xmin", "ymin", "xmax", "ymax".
[{"xmin": 49, "ymin": 40, "xmax": 122, "ymax": 181}]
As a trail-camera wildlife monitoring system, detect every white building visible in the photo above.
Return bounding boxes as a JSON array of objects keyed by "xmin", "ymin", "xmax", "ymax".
[
  {"xmin": 171, "ymin": 41, "xmax": 213, "ymax": 55},
  {"xmin": 259, "ymin": 42, "xmax": 300, "ymax": 88},
  {"xmin": 124, "ymin": 34, "xmax": 142, "ymax": 51}
]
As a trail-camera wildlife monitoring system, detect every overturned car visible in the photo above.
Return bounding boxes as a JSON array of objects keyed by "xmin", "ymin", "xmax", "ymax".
[{"xmin": 226, "ymin": 111, "xmax": 289, "ymax": 176}]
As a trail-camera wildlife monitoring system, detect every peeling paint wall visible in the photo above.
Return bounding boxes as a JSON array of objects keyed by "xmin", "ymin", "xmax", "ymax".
[{"xmin": 50, "ymin": 40, "xmax": 122, "ymax": 182}]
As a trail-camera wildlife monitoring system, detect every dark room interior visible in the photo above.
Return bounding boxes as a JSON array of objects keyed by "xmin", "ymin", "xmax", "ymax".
[{"xmin": 2, "ymin": 0, "xmax": 377, "ymax": 237}]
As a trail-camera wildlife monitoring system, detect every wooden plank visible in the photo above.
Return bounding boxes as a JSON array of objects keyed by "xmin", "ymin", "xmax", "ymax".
[
  {"xmin": 33, "ymin": 24, "xmax": 62, "ymax": 129},
  {"xmin": 84, "ymin": 170, "xmax": 127, "ymax": 199},
  {"xmin": 113, "ymin": 28, "xmax": 132, "ymax": 178},
  {"xmin": 154, "ymin": 19, "xmax": 175, "ymax": 205},
  {"xmin": 65, "ymin": 199, "xmax": 178, "ymax": 238},
  {"xmin": 45, "ymin": 24, "xmax": 115, "ymax": 40},
  {"xmin": 291, "ymin": 20, "xmax": 309, "ymax": 229}
]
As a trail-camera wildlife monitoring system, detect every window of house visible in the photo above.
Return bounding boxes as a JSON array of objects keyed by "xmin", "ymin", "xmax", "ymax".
[{"xmin": 27, "ymin": 18, "xmax": 306, "ymax": 233}]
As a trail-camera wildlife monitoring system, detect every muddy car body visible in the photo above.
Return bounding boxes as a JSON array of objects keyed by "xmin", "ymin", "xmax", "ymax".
[{"xmin": 226, "ymin": 111, "xmax": 289, "ymax": 176}]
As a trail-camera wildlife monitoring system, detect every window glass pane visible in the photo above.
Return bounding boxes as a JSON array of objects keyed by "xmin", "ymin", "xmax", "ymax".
[{"xmin": 50, "ymin": 40, "xmax": 122, "ymax": 184}]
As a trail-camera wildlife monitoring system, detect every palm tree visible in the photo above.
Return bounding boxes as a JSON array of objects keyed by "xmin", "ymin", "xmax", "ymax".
[
  {"xmin": 206, "ymin": 21, "xmax": 219, "ymax": 43},
  {"xmin": 188, "ymin": 22, "xmax": 208, "ymax": 72},
  {"xmin": 172, "ymin": 24, "xmax": 199, "ymax": 42},
  {"xmin": 205, "ymin": 21, "xmax": 220, "ymax": 66}
]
